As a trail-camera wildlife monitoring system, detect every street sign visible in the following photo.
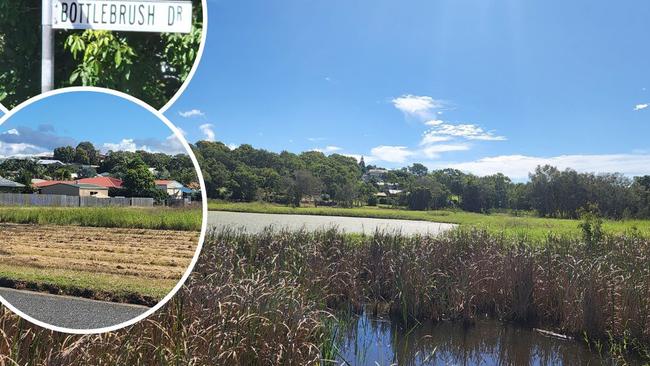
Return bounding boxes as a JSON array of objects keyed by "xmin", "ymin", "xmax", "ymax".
[{"xmin": 52, "ymin": 0, "xmax": 192, "ymax": 33}]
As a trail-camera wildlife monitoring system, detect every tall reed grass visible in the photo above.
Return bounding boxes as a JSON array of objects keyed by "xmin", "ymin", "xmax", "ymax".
[
  {"xmin": 0, "ymin": 207, "xmax": 202, "ymax": 231},
  {"xmin": 0, "ymin": 228, "xmax": 647, "ymax": 364}
]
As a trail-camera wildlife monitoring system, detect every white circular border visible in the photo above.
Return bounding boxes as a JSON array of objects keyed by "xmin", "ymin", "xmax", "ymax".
[
  {"xmin": 0, "ymin": 0, "xmax": 208, "ymax": 115},
  {"xmin": 0, "ymin": 87, "xmax": 209, "ymax": 335}
]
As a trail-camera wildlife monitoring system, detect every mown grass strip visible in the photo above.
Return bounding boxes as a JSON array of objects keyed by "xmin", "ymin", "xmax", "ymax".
[
  {"xmin": 0, "ymin": 264, "xmax": 173, "ymax": 306},
  {"xmin": 0, "ymin": 207, "xmax": 202, "ymax": 231}
]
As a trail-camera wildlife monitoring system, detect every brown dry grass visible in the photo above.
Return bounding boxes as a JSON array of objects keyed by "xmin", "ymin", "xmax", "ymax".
[
  {"xmin": 0, "ymin": 228, "xmax": 646, "ymax": 365},
  {"xmin": 0, "ymin": 224, "xmax": 199, "ymax": 304}
]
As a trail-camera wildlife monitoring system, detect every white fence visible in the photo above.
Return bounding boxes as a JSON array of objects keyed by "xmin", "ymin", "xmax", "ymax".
[{"xmin": 0, "ymin": 193, "xmax": 154, "ymax": 208}]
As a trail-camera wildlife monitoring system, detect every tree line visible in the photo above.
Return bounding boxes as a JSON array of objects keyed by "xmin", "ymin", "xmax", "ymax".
[
  {"xmin": 192, "ymin": 141, "xmax": 650, "ymax": 219},
  {"xmin": 1, "ymin": 141, "xmax": 197, "ymax": 201}
]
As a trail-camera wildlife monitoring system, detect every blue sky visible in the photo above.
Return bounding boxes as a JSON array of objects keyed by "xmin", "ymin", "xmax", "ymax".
[
  {"xmin": 1, "ymin": 0, "xmax": 649, "ymax": 179},
  {"xmin": 166, "ymin": 0, "xmax": 650, "ymax": 179},
  {"xmin": 0, "ymin": 92, "xmax": 185, "ymax": 157}
]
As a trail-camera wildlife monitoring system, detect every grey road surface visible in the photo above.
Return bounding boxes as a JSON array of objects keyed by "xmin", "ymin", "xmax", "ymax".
[
  {"xmin": 0, "ymin": 288, "xmax": 149, "ymax": 330},
  {"xmin": 208, "ymin": 211, "xmax": 457, "ymax": 236}
]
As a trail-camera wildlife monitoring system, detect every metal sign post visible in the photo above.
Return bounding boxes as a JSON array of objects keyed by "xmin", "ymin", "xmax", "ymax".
[
  {"xmin": 41, "ymin": 0, "xmax": 192, "ymax": 93},
  {"xmin": 42, "ymin": 0, "xmax": 55, "ymax": 93}
]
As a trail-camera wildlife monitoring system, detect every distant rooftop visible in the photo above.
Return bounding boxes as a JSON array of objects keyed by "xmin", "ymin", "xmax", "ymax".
[
  {"xmin": 37, "ymin": 159, "xmax": 65, "ymax": 165},
  {"xmin": 0, "ymin": 177, "xmax": 25, "ymax": 188},
  {"xmin": 44, "ymin": 182, "xmax": 108, "ymax": 190}
]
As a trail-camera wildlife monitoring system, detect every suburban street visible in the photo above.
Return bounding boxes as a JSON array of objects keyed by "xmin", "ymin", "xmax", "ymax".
[
  {"xmin": 208, "ymin": 211, "xmax": 457, "ymax": 236},
  {"xmin": 0, "ymin": 288, "xmax": 149, "ymax": 330}
]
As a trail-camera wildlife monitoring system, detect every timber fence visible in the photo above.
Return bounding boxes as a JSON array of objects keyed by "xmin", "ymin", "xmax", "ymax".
[{"xmin": 0, "ymin": 193, "xmax": 154, "ymax": 208}]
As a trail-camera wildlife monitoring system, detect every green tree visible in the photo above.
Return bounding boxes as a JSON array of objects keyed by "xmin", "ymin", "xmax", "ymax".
[
  {"xmin": 408, "ymin": 163, "xmax": 429, "ymax": 177},
  {"xmin": 230, "ymin": 165, "xmax": 260, "ymax": 202},
  {"xmin": 76, "ymin": 166, "xmax": 97, "ymax": 179},
  {"xmin": 407, "ymin": 187, "xmax": 433, "ymax": 211},
  {"xmin": 53, "ymin": 146, "xmax": 76, "ymax": 163},
  {"xmin": 122, "ymin": 157, "xmax": 159, "ymax": 198},
  {"xmin": 98, "ymin": 150, "xmax": 135, "ymax": 176},
  {"xmin": 0, "ymin": 1, "xmax": 203, "ymax": 109},
  {"xmin": 75, "ymin": 142, "xmax": 99, "ymax": 165},
  {"xmin": 287, "ymin": 170, "xmax": 322, "ymax": 207},
  {"xmin": 52, "ymin": 167, "xmax": 73, "ymax": 181}
]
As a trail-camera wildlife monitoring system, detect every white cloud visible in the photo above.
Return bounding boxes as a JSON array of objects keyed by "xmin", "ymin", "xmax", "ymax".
[
  {"xmin": 424, "ymin": 122, "xmax": 506, "ymax": 141},
  {"xmin": 441, "ymin": 154, "xmax": 650, "ymax": 180},
  {"xmin": 370, "ymin": 145, "xmax": 415, "ymax": 163},
  {"xmin": 178, "ymin": 109, "xmax": 205, "ymax": 118},
  {"xmin": 420, "ymin": 132, "xmax": 452, "ymax": 145},
  {"xmin": 102, "ymin": 139, "xmax": 152, "ymax": 153},
  {"xmin": 227, "ymin": 143, "xmax": 240, "ymax": 150},
  {"xmin": 200, "ymin": 124, "xmax": 216, "ymax": 142},
  {"xmin": 312, "ymin": 145, "xmax": 343, "ymax": 154},
  {"xmin": 634, "ymin": 103, "xmax": 648, "ymax": 111},
  {"xmin": 421, "ymin": 144, "xmax": 470, "ymax": 159},
  {"xmin": 4, "ymin": 129, "xmax": 20, "ymax": 136},
  {"xmin": 0, "ymin": 141, "xmax": 49, "ymax": 158},
  {"xmin": 308, "ymin": 137, "xmax": 326, "ymax": 142},
  {"xmin": 392, "ymin": 95, "xmax": 445, "ymax": 117},
  {"xmin": 159, "ymin": 134, "xmax": 187, "ymax": 155}
]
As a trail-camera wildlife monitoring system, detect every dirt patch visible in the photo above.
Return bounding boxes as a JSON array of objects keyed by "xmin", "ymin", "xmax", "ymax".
[{"xmin": 0, "ymin": 224, "xmax": 200, "ymax": 304}]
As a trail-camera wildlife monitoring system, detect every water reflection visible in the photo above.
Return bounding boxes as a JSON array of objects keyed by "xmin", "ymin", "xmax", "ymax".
[{"xmin": 334, "ymin": 311, "xmax": 636, "ymax": 366}]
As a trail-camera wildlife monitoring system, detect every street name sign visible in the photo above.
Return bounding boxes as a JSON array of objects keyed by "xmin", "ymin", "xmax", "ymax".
[{"xmin": 51, "ymin": 0, "xmax": 192, "ymax": 33}]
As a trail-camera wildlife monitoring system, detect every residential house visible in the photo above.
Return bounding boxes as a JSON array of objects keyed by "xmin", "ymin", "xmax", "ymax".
[
  {"xmin": 0, "ymin": 177, "xmax": 25, "ymax": 193},
  {"xmin": 363, "ymin": 169, "xmax": 389, "ymax": 182},
  {"xmin": 76, "ymin": 177, "xmax": 123, "ymax": 189},
  {"xmin": 155, "ymin": 180, "xmax": 184, "ymax": 198},
  {"xmin": 37, "ymin": 159, "xmax": 66, "ymax": 167},
  {"xmin": 40, "ymin": 183, "xmax": 109, "ymax": 198}
]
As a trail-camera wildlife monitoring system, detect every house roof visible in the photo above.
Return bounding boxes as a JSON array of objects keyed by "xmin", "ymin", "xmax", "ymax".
[
  {"xmin": 33, "ymin": 180, "xmax": 74, "ymax": 188},
  {"xmin": 0, "ymin": 177, "xmax": 25, "ymax": 188},
  {"xmin": 76, "ymin": 177, "xmax": 123, "ymax": 189},
  {"xmin": 155, "ymin": 180, "xmax": 184, "ymax": 188},
  {"xmin": 37, "ymin": 159, "xmax": 65, "ymax": 165},
  {"xmin": 34, "ymin": 177, "xmax": 123, "ymax": 189},
  {"xmin": 42, "ymin": 182, "xmax": 108, "ymax": 190}
]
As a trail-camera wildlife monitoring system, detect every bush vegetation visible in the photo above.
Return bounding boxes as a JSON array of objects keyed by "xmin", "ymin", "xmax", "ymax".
[
  {"xmin": 0, "ymin": 228, "xmax": 647, "ymax": 365},
  {"xmin": 0, "ymin": 141, "xmax": 198, "ymax": 201},
  {"xmin": 193, "ymin": 141, "xmax": 650, "ymax": 220}
]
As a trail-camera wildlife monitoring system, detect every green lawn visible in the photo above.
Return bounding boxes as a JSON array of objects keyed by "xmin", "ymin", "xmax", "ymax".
[
  {"xmin": 208, "ymin": 200, "xmax": 650, "ymax": 239},
  {"xmin": 0, "ymin": 207, "xmax": 202, "ymax": 231}
]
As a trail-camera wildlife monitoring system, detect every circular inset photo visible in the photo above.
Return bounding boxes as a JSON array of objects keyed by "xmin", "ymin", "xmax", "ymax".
[
  {"xmin": 0, "ymin": 88, "xmax": 207, "ymax": 334},
  {"xmin": 0, "ymin": 0, "xmax": 206, "ymax": 112}
]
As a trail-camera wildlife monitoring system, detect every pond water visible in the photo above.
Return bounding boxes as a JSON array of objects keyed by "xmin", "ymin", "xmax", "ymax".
[
  {"xmin": 209, "ymin": 211, "xmax": 457, "ymax": 235},
  {"xmin": 333, "ymin": 310, "xmax": 640, "ymax": 366}
]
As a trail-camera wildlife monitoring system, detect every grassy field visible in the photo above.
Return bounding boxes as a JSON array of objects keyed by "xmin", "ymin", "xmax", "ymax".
[
  {"xmin": 0, "ymin": 228, "xmax": 646, "ymax": 365},
  {"xmin": 209, "ymin": 200, "xmax": 650, "ymax": 239},
  {"xmin": 0, "ymin": 207, "xmax": 202, "ymax": 231},
  {"xmin": 0, "ymin": 224, "xmax": 198, "ymax": 305}
]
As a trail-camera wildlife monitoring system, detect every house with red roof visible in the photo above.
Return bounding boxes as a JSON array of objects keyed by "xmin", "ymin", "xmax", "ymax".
[
  {"xmin": 76, "ymin": 177, "xmax": 123, "ymax": 189},
  {"xmin": 32, "ymin": 180, "xmax": 75, "ymax": 189}
]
